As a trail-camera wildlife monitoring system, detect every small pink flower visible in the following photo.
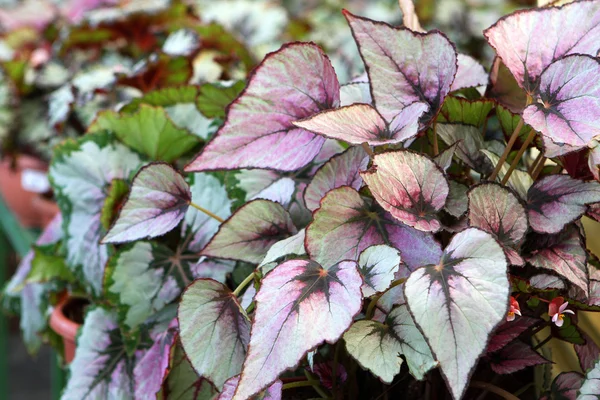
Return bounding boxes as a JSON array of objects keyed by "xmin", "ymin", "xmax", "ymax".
[
  {"xmin": 30, "ymin": 48, "xmax": 50, "ymax": 68},
  {"xmin": 506, "ymin": 296, "xmax": 521, "ymax": 321},
  {"xmin": 548, "ymin": 297, "xmax": 574, "ymax": 327}
]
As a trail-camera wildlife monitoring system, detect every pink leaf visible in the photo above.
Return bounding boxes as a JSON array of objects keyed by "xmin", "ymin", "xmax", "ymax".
[
  {"xmin": 451, "ymin": 54, "xmax": 488, "ymax": 92},
  {"xmin": 489, "ymin": 340, "xmax": 550, "ymax": 374},
  {"xmin": 487, "ymin": 316, "xmax": 539, "ymax": 353}
]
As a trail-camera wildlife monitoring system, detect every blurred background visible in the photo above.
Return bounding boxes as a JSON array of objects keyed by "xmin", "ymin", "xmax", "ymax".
[{"xmin": 0, "ymin": 0, "xmax": 536, "ymax": 398}]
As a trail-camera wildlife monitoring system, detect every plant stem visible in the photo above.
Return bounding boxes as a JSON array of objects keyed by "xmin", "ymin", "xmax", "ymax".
[
  {"xmin": 189, "ymin": 201, "xmax": 225, "ymax": 223},
  {"xmin": 361, "ymin": 142, "xmax": 375, "ymax": 160},
  {"xmin": 501, "ymin": 129, "xmax": 537, "ymax": 185},
  {"xmin": 282, "ymin": 380, "xmax": 315, "ymax": 390},
  {"xmin": 304, "ymin": 370, "xmax": 331, "ymax": 399},
  {"xmin": 490, "ymin": 118, "xmax": 524, "ymax": 181},
  {"xmin": 432, "ymin": 121, "xmax": 439, "ymax": 156},
  {"xmin": 531, "ymin": 156, "xmax": 547, "ymax": 180},
  {"xmin": 332, "ymin": 342, "xmax": 341, "ymax": 397},
  {"xmin": 366, "ymin": 278, "xmax": 407, "ymax": 319},
  {"xmin": 470, "ymin": 381, "xmax": 520, "ymax": 400},
  {"xmin": 528, "ymin": 152, "xmax": 544, "ymax": 174},
  {"xmin": 232, "ymin": 272, "xmax": 255, "ymax": 297},
  {"xmin": 533, "ymin": 334, "xmax": 552, "ymax": 351}
]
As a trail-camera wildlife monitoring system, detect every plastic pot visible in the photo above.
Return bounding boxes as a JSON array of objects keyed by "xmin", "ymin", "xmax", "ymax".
[
  {"xmin": 0, "ymin": 154, "xmax": 58, "ymax": 228},
  {"xmin": 49, "ymin": 296, "xmax": 83, "ymax": 364}
]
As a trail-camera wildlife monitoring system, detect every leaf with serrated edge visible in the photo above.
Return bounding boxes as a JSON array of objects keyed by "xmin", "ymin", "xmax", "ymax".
[
  {"xmin": 527, "ymin": 175, "xmax": 600, "ymax": 234},
  {"xmin": 549, "ymin": 372, "xmax": 583, "ymax": 400},
  {"xmin": 361, "ymin": 151, "xmax": 449, "ymax": 232},
  {"xmin": 438, "ymin": 97, "xmax": 494, "ymax": 127},
  {"xmin": 484, "ymin": 1, "xmax": 600, "ymax": 92},
  {"xmin": 523, "ymin": 55, "xmax": 600, "ymax": 150},
  {"xmin": 468, "ymin": 183, "xmax": 528, "ymax": 265},
  {"xmin": 306, "ymin": 186, "xmax": 442, "ymax": 270},
  {"xmin": 405, "ymin": 228, "xmax": 509, "ymax": 400},
  {"xmin": 434, "ymin": 142, "xmax": 459, "ymax": 172},
  {"xmin": 578, "ymin": 358, "xmax": 600, "ymax": 398},
  {"xmin": 293, "ymin": 102, "xmax": 428, "ymax": 146},
  {"xmin": 490, "ymin": 340, "xmax": 549, "ymax": 374},
  {"xmin": 201, "ymin": 200, "xmax": 296, "ymax": 264},
  {"xmin": 232, "ymin": 259, "xmax": 362, "ymax": 399},
  {"xmin": 305, "ymin": 146, "xmax": 369, "ymax": 212},
  {"xmin": 576, "ymin": 332, "xmax": 600, "ymax": 372},
  {"xmin": 49, "ymin": 132, "xmax": 143, "ymax": 295},
  {"xmin": 358, "ymin": 245, "xmax": 401, "ymax": 297},
  {"xmin": 218, "ymin": 375, "xmax": 282, "ymax": 400},
  {"xmin": 524, "ymin": 225, "xmax": 588, "ymax": 296},
  {"xmin": 343, "ymin": 11, "xmax": 457, "ymax": 127},
  {"xmin": 178, "ymin": 279, "xmax": 250, "ymax": 390},
  {"xmin": 185, "ymin": 43, "xmax": 339, "ymax": 172},
  {"xmin": 103, "ymin": 163, "xmax": 191, "ymax": 243},
  {"xmin": 62, "ymin": 308, "xmax": 133, "ymax": 399},
  {"xmin": 487, "ymin": 317, "xmax": 539, "ymax": 353},
  {"xmin": 344, "ymin": 304, "xmax": 436, "ymax": 383},
  {"xmin": 437, "ymin": 124, "xmax": 492, "ymax": 175}
]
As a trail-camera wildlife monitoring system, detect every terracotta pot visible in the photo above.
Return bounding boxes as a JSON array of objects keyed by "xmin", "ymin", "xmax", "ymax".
[
  {"xmin": 49, "ymin": 296, "xmax": 82, "ymax": 364},
  {"xmin": 0, "ymin": 154, "xmax": 58, "ymax": 228}
]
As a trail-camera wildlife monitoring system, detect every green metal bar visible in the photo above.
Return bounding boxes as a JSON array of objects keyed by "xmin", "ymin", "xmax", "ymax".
[
  {"xmin": 0, "ymin": 194, "xmax": 34, "ymax": 257},
  {"xmin": 0, "ymin": 230, "xmax": 9, "ymax": 399},
  {"xmin": 51, "ymin": 350, "xmax": 66, "ymax": 400}
]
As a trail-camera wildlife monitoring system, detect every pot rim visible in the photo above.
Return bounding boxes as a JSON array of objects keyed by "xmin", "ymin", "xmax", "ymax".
[{"xmin": 49, "ymin": 295, "xmax": 82, "ymax": 341}]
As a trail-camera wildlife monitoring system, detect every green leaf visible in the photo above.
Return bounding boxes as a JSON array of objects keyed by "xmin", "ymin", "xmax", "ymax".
[
  {"xmin": 120, "ymin": 86, "xmax": 198, "ymax": 113},
  {"xmin": 196, "ymin": 81, "xmax": 245, "ymax": 119},
  {"xmin": 100, "ymin": 179, "xmax": 130, "ymax": 231},
  {"xmin": 89, "ymin": 105, "xmax": 199, "ymax": 162},
  {"xmin": 437, "ymin": 96, "xmax": 495, "ymax": 127},
  {"xmin": 27, "ymin": 247, "xmax": 75, "ymax": 284}
]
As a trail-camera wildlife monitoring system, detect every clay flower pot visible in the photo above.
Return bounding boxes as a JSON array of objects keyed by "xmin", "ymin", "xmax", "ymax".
[
  {"xmin": 49, "ymin": 296, "xmax": 85, "ymax": 364},
  {"xmin": 0, "ymin": 154, "xmax": 59, "ymax": 228}
]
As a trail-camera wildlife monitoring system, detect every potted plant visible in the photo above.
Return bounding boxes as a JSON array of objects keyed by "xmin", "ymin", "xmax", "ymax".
[{"xmin": 6, "ymin": 0, "xmax": 600, "ymax": 398}]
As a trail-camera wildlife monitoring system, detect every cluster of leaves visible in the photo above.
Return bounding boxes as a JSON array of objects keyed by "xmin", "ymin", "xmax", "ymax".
[{"xmin": 5, "ymin": 0, "xmax": 600, "ymax": 399}]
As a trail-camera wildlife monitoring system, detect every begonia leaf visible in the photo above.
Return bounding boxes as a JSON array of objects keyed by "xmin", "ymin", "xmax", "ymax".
[
  {"xmin": 248, "ymin": 177, "xmax": 295, "ymax": 207},
  {"xmin": 445, "ymin": 181, "xmax": 469, "ymax": 218},
  {"xmin": 527, "ymin": 174, "xmax": 600, "ymax": 234},
  {"xmin": 305, "ymin": 186, "xmax": 442, "ymax": 271},
  {"xmin": 523, "ymin": 225, "xmax": 588, "ymax": 295},
  {"xmin": 104, "ymin": 242, "xmax": 190, "ymax": 332},
  {"xmin": 434, "ymin": 142, "xmax": 459, "ymax": 172},
  {"xmin": 304, "ymin": 146, "xmax": 368, "ymax": 212},
  {"xmin": 480, "ymin": 149, "xmax": 533, "ymax": 199},
  {"xmin": 259, "ymin": 229, "xmax": 306, "ymax": 273},
  {"xmin": 162, "ymin": 29, "xmax": 200, "ymax": 56},
  {"xmin": 201, "ymin": 200, "xmax": 296, "ymax": 264},
  {"xmin": 496, "ymin": 104, "xmax": 536, "ymax": 150},
  {"xmin": 218, "ymin": 375, "xmax": 282, "ymax": 400},
  {"xmin": 344, "ymin": 11, "xmax": 457, "ymax": 127},
  {"xmin": 438, "ymin": 97, "xmax": 494, "ymax": 127},
  {"xmin": 488, "ymin": 58, "xmax": 528, "ymax": 113},
  {"xmin": 547, "ymin": 372, "xmax": 584, "ymax": 400},
  {"xmin": 185, "ymin": 43, "xmax": 339, "ymax": 172},
  {"xmin": 344, "ymin": 304, "xmax": 436, "ymax": 383},
  {"xmin": 487, "ymin": 317, "xmax": 539, "ymax": 353},
  {"xmin": 358, "ymin": 245, "xmax": 401, "ymax": 297},
  {"xmin": 405, "ymin": 228, "xmax": 509, "ymax": 400},
  {"xmin": 484, "ymin": 2, "xmax": 600, "ymax": 92},
  {"xmin": 340, "ymin": 81, "xmax": 372, "ymax": 106},
  {"xmin": 103, "ymin": 163, "xmax": 191, "ymax": 243},
  {"xmin": 232, "ymin": 259, "xmax": 362, "ymax": 399},
  {"xmin": 450, "ymin": 54, "xmax": 488, "ymax": 92},
  {"xmin": 89, "ymin": 104, "xmax": 200, "ymax": 163},
  {"xmin": 49, "ymin": 131, "xmax": 144, "ymax": 294},
  {"xmin": 361, "ymin": 151, "xmax": 449, "ymax": 232},
  {"xmin": 578, "ymin": 358, "xmax": 600, "ymax": 398},
  {"xmin": 293, "ymin": 102, "xmax": 428, "ymax": 146},
  {"xmin": 522, "ymin": 55, "xmax": 600, "ymax": 150},
  {"xmin": 178, "ymin": 279, "xmax": 250, "ymax": 390},
  {"xmin": 116, "ymin": 54, "xmax": 192, "ymax": 93},
  {"xmin": 196, "ymin": 80, "xmax": 246, "ymax": 119},
  {"xmin": 576, "ymin": 332, "xmax": 600, "ymax": 372},
  {"xmin": 437, "ymin": 124, "xmax": 492, "ymax": 175},
  {"xmin": 62, "ymin": 308, "xmax": 134, "ymax": 399},
  {"xmin": 468, "ymin": 183, "xmax": 528, "ymax": 265},
  {"xmin": 489, "ymin": 340, "xmax": 550, "ymax": 374},
  {"xmin": 589, "ymin": 140, "xmax": 600, "ymax": 181},
  {"xmin": 530, "ymin": 274, "xmax": 566, "ymax": 290},
  {"xmin": 160, "ymin": 343, "xmax": 217, "ymax": 399}
]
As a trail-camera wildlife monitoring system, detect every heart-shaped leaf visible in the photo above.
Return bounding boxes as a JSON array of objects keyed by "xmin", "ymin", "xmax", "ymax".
[
  {"xmin": 196, "ymin": 81, "xmax": 246, "ymax": 119},
  {"xmin": 185, "ymin": 43, "xmax": 339, "ymax": 172},
  {"xmin": 576, "ymin": 332, "xmax": 600, "ymax": 372},
  {"xmin": 178, "ymin": 279, "xmax": 250, "ymax": 390},
  {"xmin": 344, "ymin": 11, "xmax": 457, "ymax": 126},
  {"xmin": 405, "ymin": 228, "xmax": 509, "ymax": 400},
  {"xmin": 104, "ymin": 242, "xmax": 189, "ymax": 332},
  {"xmin": 487, "ymin": 317, "xmax": 539, "ymax": 354},
  {"xmin": 293, "ymin": 102, "xmax": 428, "ymax": 146},
  {"xmin": 232, "ymin": 259, "xmax": 362, "ymax": 399},
  {"xmin": 544, "ymin": 372, "xmax": 584, "ymax": 400},
  {"xmin": 523, "ymin": 225, "xmax": 588, "ymax": 296},
  {"xmin": 62, "ymin": 308, "xmax": 134, "ymax": 399},
  {"xmin": 451, "ymin": 54, "xmax": 488, "ymax": 92},
  {"xmin": 361, "ymin": 151, "xmax": 449, "ymax": 232},
  {"xmin": 218, "ymin": 375, "xmax": 282, "ymax": 400},
  {"xmin": 344, "ymin": 304, "xmax": 436, "ymax": 383},
  {"xmin": 445, "ymin": 181, "xmax": 469, "ymax": 218},
  {"xmin": 201, "ymin": 200, "xmax": 296, "ymax": 264},
  {"xmin": 89, "ymin": 105, "xmax": 200, "ymax": 162},
  {"xmin": 434, "ymin": 142, "xmax": 459, "ymax": 172},
  {"xmin": 304, "ymin": 146, "xmax": 369, "ymax": 212},
  {"xmin": 49, "ymin": 132, "xmax": 144, "ymax": 294},
  {"xmin": 527, "ymin": 174, "xmax": 600, "ymax": 234},
  {"xmin": 358, "ymin": 245, "xmax": 401, "ymax": 297},
  {"xmin": 468, "ymin": 183, "xmax": 528, "ymax": 265},
  {"xmin": 579, "ymin": 358, "xmax": 600, "ymax": 398},
  {"xmin": 437, "ymin": 124, "xmax": 492, "ymax": 175},
  {"xmin": 489, "ymin": 340, "xmax": 550, "ymax": 374},
  {"xmin": 530, "ymin": 274, "xmax": 565, "ymax": 290},
  {"xmin": 484, "ymin": 1, "xmax": 600, "ymax": 92},
  {"xmin": 103, "ymin": 163, "xmax": 191, "ymax": 243},
  {"xmin": 259, "ymin": 229, "xmax": 306, "ymax": 273},
  {"xmin": 134, "ymin": 320, "xmax": 178, "ymax": 400},
  {"xmin": 306, "ymin": 186, "xmax": 442, "ymax": 271},
  {"xmin": 160, "ymin": 344, "xmax": 217, "ymax": 399},
  {"xmin": 522, "ymin": 55, "xmax": 600, "ymax": 151}
]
